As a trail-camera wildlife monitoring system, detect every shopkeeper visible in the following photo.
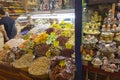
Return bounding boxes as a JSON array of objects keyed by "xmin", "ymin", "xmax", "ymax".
[{"xmin": 0, "ymin": 8, "xmax": 17, "ymax": 43}]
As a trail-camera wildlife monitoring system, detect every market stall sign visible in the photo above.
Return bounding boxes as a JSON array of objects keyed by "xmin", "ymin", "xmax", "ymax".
[{"xmin": 85, "ymin": 0, "xmax": 118, "ymax": 5}]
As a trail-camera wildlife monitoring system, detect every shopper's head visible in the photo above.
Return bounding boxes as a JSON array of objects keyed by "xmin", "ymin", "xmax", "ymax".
[
  {"xmin": 118, "ymin": 1, "xmax": 120, "ymax": 7},
  {"xmin": 0, "ymin": 8, "xmax": 5, "ymax": 17}
]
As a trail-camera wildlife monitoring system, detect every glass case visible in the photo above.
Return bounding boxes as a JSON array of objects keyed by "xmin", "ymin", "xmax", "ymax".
[
  {"xmin": 16, "ymin": 10, "xmax": 75, "ymax": 33},
  {"xmin": 17, "ymin": 10, "xmax": 75, "ymax": 22}
]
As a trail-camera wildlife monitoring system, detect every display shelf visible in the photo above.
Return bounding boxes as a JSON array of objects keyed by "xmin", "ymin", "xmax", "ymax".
[
  {"xmin": 17, "ymin": 9, "xmax": 74, "ymax": 20},
  {"xmin": 0, "ymin": 1, "xmax": 25, "ymax": 17},
  {"xmin": 17, "ymin": 12, "xmax": 75, "ymax": 23},
  {"xmin": 9, "ymin": 13, "xmax": 25, "ymax": 16},
  {"xmin": 52, "ymin": 9, "xmax": 75, "ymax": 13},
  {"xmin": 83, "ymin": 64, "xmax": 120, "ymax": 79},
  {"xmin": 4, "ymin": 7, "xmax": 22, "ymax": 8},
  {"xmin": 7, "ymin": 7, "xmax": 24, "ymax": 9},
  {"xmin": 85, "ymin": 0, "xmax": 118, "ymax": 5},
  {"xmin": 81, "ymin": 0, "xmax": 120, "ymax": 75},
  {"xmin": 98, "ymin": 49, "xmax": 118, "ymax": 53},
  {"xmin": 27, "ymin": 9, "xmax": 75, "ymax": 14},
  {"xmin": 9, "ymin": 13, "xmax": 23, "ymax": 16},
  {"xmin": 5, "ymin": 1, "xmax": 22, "ymax": 3}
]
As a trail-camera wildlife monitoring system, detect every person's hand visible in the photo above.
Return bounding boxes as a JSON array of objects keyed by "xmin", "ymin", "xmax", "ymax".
[
  {"xmin": 6, "ymin": 37, "xmax": 9, "ymax": 41},
  {"xmin": 0, "ymin": 26, "xmax": 3, "ymax": 31},
  {"xmin": 5, "ymin": 37, "xmax": 9, "ymax": 43}
]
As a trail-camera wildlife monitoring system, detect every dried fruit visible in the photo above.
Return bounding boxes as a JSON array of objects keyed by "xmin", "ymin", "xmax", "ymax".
[
  {"xmin": 34, "ymin": 44, "xmax": 50, "ymax": 56},
  {"xmin": 57, "ymin": 36, "xmax": 69, "ymax": 46},
  {"xmin": 60, "ymin": 48, "xmax": 74, "ymax": 58}
]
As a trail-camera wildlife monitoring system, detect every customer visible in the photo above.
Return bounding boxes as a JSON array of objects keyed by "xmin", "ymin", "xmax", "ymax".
[
  {"xmin": 0, "ymin": 8, "xmax": 17, "ymax": 43},
  {"xmin": 115, "ymin": 1, "xmax": 120, "ymax": 20}
]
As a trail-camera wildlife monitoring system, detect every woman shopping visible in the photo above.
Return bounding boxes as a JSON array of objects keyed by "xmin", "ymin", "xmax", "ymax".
[{"xmin": 0, "ymin": 8, "xmax": 17, "ymax": 43}]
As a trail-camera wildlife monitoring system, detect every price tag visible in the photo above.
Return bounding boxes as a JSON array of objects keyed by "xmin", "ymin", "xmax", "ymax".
[
  {"xmin": 43, "ymin": 33, "xmax": 48, "ymax": 37},
  {"xmin": 28, "ymin": 49, "xmax": 33, "ymax": 54},
  {"xmin": 57, "ymin": 25, "xmax": 62, "ymax": 29},
  {"xmin": 50, "ymin": 32, "xmax": 56, "ymax": 36},
  {"xmin": 34, "ymin": 38, "xmax": 40, "ymax": 44},
  {"xmin": 4, "ymin": 44, "xmax": 9, "ymax": 50},
  {"xmin": 46, "ymin": 51, "xmax": 51, "ymax": 57},
  {"xmin": 53, "ymin": 41, "xmax": 59, "ymax": 47},
  {"xmin": 53, "ymin": 21, "xmax": 57, "ymax": 25},
  {"xmin": 61, "ymin": 31, "xmax": 66, "ymax": 36},
  {"xmin": 66, "ymin": 43, "xmax": 72, "ymax": 49},
  {"xmin": 59, "ymin": 60, "xmax": 66, "ymax": 67},
  {"xmin": 72, "ymin": 54, "xmax": 75, "ymax": 58},
  {"xmin": 61, "ymin": 20, "xmax": 65, "ymax": 24},
  {"xmin": 66, "ymin": 23, "xmax": 71, "ymax": 28}
]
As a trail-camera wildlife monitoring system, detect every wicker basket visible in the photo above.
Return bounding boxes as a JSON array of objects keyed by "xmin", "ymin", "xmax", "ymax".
[
  {"xmin": 19, "ymin": 68, "xmax": 28, "ymax": 72},
  {"xmin": 28, "ymin": 57, "xmax": 50, "ymax": 79},
  {"xmin": 29, "ymin": 72, "xmax": 49, "ymax": 79},
  {"xmin": 12, "ymin": 54, "xmax": 35, "ymax": 72}
]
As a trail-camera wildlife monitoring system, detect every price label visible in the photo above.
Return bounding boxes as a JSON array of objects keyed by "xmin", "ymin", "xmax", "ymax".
[
  {"xmin": 4, "ymin": 44, "xmax": 9, "ymax": 50},
  {"xmin": 57, "ymin": 25, "xmax": 62, "ymax": 29},
  {"xmin": 66, "ymin": 23, "xmax": 71, "ymax": 29},
  {"xmin": 61, "ymin": 20, "xmax": 65, "ymax": 24},
  {"xmin": 50, "ymin": 32, "xmax": 56, "ymax": 36},
  {"xmin": 53, "ymin": 41, "xmax": 59, "ymax": 47},
  {"xmin": 46, "ymin": 51, "xmax": 51, "ymax": 57},
  {"xmin": 59, "ymin": 60, "xmax": 66, "ymax": 67},
  {"xmin": 28, "ymin": 49, "xmax": 33, "ymax": 54},
  {"xmin": 66, "ymin": 43, "xmax": 72, "ymax": 49},
  {"xmin": 34, "ymin": 38, "xmax": 40, "ymax": 44},
  {"xmin": 53, "ymin": 21, "xmax": 57, "ymax": 25}
]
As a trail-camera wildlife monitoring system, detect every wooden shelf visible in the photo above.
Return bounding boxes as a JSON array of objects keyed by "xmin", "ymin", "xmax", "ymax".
[
  {"xmin": 2, "ymin": 1, "xmax": 22, "ymax": 3},
  {"xmin": 8, "ymin": 7, "xmax": 24, "ymax": 9},
  {"xmin": 83, "ymin": 64, "xmax": 120, "ymax": 79},
  {"xmin": 85, "ymin": 0, "xmax": 118, "ymax": 5},
  {"xmin": 0, "ymin": 1, "xmax": 25, "ymax": 17},
  {"xmin": 9, "ymin": 13, "xmax": 25, "ymax": 16}
]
